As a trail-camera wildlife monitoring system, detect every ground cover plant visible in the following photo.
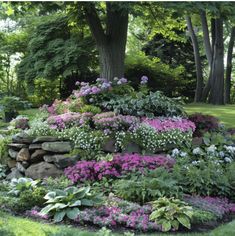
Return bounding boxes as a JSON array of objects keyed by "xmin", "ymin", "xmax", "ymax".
[{"xmin": 0, "ymin": 77, "xmax": 235, "ymax": 235}]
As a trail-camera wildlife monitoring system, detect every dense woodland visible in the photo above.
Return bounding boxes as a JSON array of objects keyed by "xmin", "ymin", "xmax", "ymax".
[{"xmin": 0, "ymin": 2, "xmax": 234, "ymax": 105}]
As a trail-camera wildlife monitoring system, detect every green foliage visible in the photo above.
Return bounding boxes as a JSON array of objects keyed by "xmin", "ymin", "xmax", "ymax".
[
  {"xmin": 40, "ymin": 186, "xmax": 103, "ymax": 222},
  {"xmin": 0, "ymin": 164, "xmax": 6, "ymax": 179},
  {"xmin": 102, "ymin": 91, "xmax": 185, "ymax": 118},
  {"xmin": 0, "ymin": 136, "xmax": 10, "ymax": 164},
  {"xmin": 28, "ymin": 78, "xmax": 60, "ymax": 106},
  {"xmin": 43, "ymin": 176, "xmax": 72, "ymax": 191},
  {"xmin": 191, "ymin": 209, "xmax": 217, "ymax": 224},
  {"xmin": 203, "ymin": 132, "xmax": 233, "ymax": 148},
  {"xmin": 8, "ymin": 178, "xmax": 40, "ymax": 196},
  {"xmin": 150, "ymin": 197, "xmax": 193, "ymax": 232},
  {"xmin": 0, "ymin": 96, "xmax": 31, "ymax": 113},
  {"xmin": 78, "ymin": 105, "xmax": 101, "ymax": 115},
  {"xmin": 114, "ymin": 168, "xmax": 181, "ymax": 204}
]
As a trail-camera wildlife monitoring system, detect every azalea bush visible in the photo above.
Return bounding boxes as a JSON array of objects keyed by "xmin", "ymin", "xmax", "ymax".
[{"xmin": 64, "ymin": 153, "xmax": 174, "ymax": 184}]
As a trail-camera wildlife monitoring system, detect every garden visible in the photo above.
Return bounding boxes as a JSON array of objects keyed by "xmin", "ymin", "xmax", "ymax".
[{"xmin": 0, "ymin": 2, "xmax": 235, "ymax": 236}]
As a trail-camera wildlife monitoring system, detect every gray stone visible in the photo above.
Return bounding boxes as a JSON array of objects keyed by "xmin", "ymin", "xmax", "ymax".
[
  {"xmin": 42, "ymin": 142, "xmax": 72, "ymax": 153},
  {"xmin": 7, "ymin": 159, "xmax": 17, "ymax": 168},
  {"xmin": 29, "ymin": 143, "xmax": 42, "ymax": 150},
  {"xmin": 123, "ymin": 142, "xmax": 141, "ymax": 154},
  {"xmin": 33, "ymin": 136, "xmax": 60, "ymax": 143},
  {"xmin": 16, "ymin": 148, "xmax": 30, "ymax": 162},
  {"xmin": 103, "ymin": 139, "xmax": 116, "ymax": 153},
  {"xmin": 8, "ymin": 143, "xmax": 27, "ymax": 150},
  {"xmin": 43, "ymin": 154, "xmax": 80, "ymax": 169},
  {"xmin": 8, "ymin": 149, "xmax": 18, "ymax": 159},
  {"xmin": 6, "ymin": 168, "xmax": 23, "ymax": 180},
  {"xmin": 31, "ymin": 149, "xmax": 47, "ymax": 163},
  {"xmin": 16, "ymin": 162, "xmax": 26, "ymax": 173},
  {"xmin": 22, "ymin": 161, "xmax": 30, "ymax": 169},
  {"xmin": 25, "ymin": 162, "xmax": 63, "ymax": 179},
  {"xmin": 12, "ymin": 132, "xmax": 33, "ymax": 144}
]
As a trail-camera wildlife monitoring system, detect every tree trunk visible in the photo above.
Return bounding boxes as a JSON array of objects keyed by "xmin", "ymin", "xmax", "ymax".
[
  {"xmin": 202, "ymin": 19, "xmax": 216, "ymax": 102},
  {"xmin": 225, "ymin": 27, "xmax": 235, "ymax": 104},
  {"xmin": 83, "ymin": 3, "xmax": 128, "ymax": 81},
  {"xmin": 186, "ymin": 16, "xmax": 204, "ymax": 102},
  {"xmin": 209, "ymin": 18, "xmax": 224, "ymax": 105}
]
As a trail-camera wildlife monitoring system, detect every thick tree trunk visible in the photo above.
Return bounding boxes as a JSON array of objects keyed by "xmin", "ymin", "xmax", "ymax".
[
  {"xmin": 209, "ymin": 18, "xmax": 224, "ymax": 105},
  {"xmin": 225, "ymin": 27, "xmax": 235, "ymax": 104},
  {"xmin": 186, "ymin": 16, "xmax": 204, "ymax": 102},
  {"xmin": 83, "ymin": 3, "xmax": 128, "ymax": 81}
]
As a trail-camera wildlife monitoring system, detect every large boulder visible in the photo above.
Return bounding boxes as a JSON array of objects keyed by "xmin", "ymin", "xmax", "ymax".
[
  {"xmin": 42, "ymin": 142, "xmax": 72, "ymax": 153},
  {"xmin": 103, "ymin": 139, "xmax": 116, "ymax": 153},
  {"xmin": 8, "ymin": 143, "xmax": 27, "ymax": 150},
  {"xmin": 16, "ymin": 162, "xmax": 26, "ymax": 173},
  {"xmin": 30, "ymin": 149, "xmax": 47, "ymax": 163},
  {"xmin": 123, "ymin": 142, "xmax": 141, "ymax": 154},
  {"xmin": 44, "ymin": 155, "xmax": 80, "ymax": 169},
  {"xmin": 29, "ymin": 143, "xmax": 42, "ymax": 151},
  {"xmin": 6, "ymin": 168, "xmax": 23, "ymax": 180},
  {"xmin": 25, "ymin": 162, "xmax": 63, "ymax": 179},
  {"xmin": 7, "ymin": 159, "xmax": 17, "ymax": 168},
  {"xmin": 17, "ymin": 148, "xmax": 30, "ymax": 162}
]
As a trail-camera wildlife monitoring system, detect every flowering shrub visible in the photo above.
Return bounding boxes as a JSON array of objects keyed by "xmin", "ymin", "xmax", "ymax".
[
  {"xmin": 126, "ymin": 125, "xmax": 193, "ymax": 153},
  {"xmin": 65, "ymin": 153, "xmax": 174, "ymax": 183},
  {"xmin": 142, "ymin": 117, "xmax": 195, "ymax": 133},
  {"xmin": 189, "ymin": 113, "xmax": 219, "ymax": 137},
  {"xmin": 11, "ymin": 116, "xmax": 29, "ymax": 130},
  {"xmin": 184, "ymin": 195, "xmax": 235, "ymax": 219},
  {"xmin": 47, "ymin": 112, "xmax": 92, "ymax": 129},
  {"xmin": 93, "ymin": 112, "xmax": 140, "ymax": 132}
]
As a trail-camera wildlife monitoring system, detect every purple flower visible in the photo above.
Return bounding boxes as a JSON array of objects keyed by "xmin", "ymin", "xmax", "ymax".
[
  {"xmin": 117, "ymin": 78, "xmax": 128, "ymax": 85},
  {"xmin": 141, "ymin": 76, "xmax": 148, "ymax": 85}
]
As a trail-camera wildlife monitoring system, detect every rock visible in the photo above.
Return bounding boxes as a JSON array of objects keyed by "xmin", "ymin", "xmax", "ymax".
[
  {"xmin": 29, "ymin": 143, "xmax": 42, "ymax": 150},
  {"xmin": 6, "ymin": 168, "xmax": 23, "ymax": 180},
  {"xmin": 16, "ymin": 148, "xmax": 30, "ymax": 162},
  {"xmin": 8, "ymin": 143, "xmax": 27, "ymax": 150},
  {"xmin": 12, "ymin": 132, "xmax": 33, "ymax": 144},
  {"xmin": 22, "ymin": 161, "xmax": 30, "ymax": 169},
  {"xmin": 43, "ymin": 155, "xmax": 54, "ymax": 163},
  {"xmin": 123, "ymin": 142, "xmax": 141, "ymax": 154},
  {"xmin": 25, "ymin": 162, "xmax": 63, "ymax": 179},
  {"xmin": 42, "ymin": 142, "xmax": 72, "ymax": 153},
  {"xmin": 192, "ymin": 137, "xmax": 203, "ymax": 147},
  {"xmin": 43, "ymin": 154, "xmax": 79, "ymax": 169},
  {"xmin": 16, "ymin": 162, "xmax": 26, "ymax": 173},
  {"xmin": 7, "ymin": 159, "xmax": 17, "ymax": 168},
  {"xmin": 103, "ymin": 139, "xmax": 116, "ymax": 153},
  {"xmin": 33, "ymin": 136, "xmax": 60, "ymax": 143},
  {"xmin": 31, "ymin": 149, "xmax": 47, "ymax": 163},
  {"xmin": 8, "ymin": 149, "xmax": 18, "ymax": 159}
]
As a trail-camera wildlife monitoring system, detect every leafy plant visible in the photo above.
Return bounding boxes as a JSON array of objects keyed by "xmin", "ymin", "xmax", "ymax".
[
  {"xmin": 191, "ymin": 209, "xmax": 217, "ymax": 224},
  {"xmin": 0, "ymin": 164, "xmax": 7, "ymax": 179},
  {"xmin": 203, "ymin": 132, "xmax": 233, "ymax": 148},
  {"xmin": 0, "ymin": 96, "xmax": 30, "ymax": 113},
  {"xmin": 114, "ymin": 168, "xmax": 181, "ymax": 204},
  {"xmin": 8, "ymin": 178, "xmax": 40, "ymax": 196},
  {"xmin": 150, "ymin": 197, "xmax": 193, "ymax": 232},
  {"xmin": 40, "ymin": 186, "xmax": 103, "ymax": 222}
]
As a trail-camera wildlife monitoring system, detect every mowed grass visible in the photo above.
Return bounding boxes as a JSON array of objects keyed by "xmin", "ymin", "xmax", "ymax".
[
  {"xmin": 1, "ymin": 210, "xmax": 235, "ymax": 236},
  {"xmin": 184, "ymin": 103, "xmax": 235, "ymax": 128}
]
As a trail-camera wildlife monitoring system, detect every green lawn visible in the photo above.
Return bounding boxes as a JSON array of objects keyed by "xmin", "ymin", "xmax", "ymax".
[
  {"xmin": 1, "ymin": 210, "xmax": 235, "ymax": 236},
  {"xmin": 184, "ymin": 103, "xmax": 235, "ymax": 128}
]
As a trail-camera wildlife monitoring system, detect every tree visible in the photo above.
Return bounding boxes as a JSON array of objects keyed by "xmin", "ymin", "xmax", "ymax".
[{"xmin": 81, "ymin": 2, "xmax": 129, "ymax": 81}]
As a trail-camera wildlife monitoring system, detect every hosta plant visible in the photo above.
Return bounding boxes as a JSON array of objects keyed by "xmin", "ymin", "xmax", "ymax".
[
  {"xmin": 40, "ymin": 186, "xmax": 103, "ymax": 222},
  {"xmin": 8, "ymin": 178, "xmax": 40, "ymax": 196},
  {"xmin": 150, "ymin": 197, "xmax": 193, "ymax": 232}
]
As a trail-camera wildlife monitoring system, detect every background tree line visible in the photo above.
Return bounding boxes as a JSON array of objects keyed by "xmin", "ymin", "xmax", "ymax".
[{"xmin": 0, "ymin": 2, "xmax": 234, "ymax": 105}]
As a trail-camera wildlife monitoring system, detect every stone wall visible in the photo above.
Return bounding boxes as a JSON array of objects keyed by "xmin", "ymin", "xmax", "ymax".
[{"xmin": 6, "ymin": 133, "xmax": 79, "ymax": 180}]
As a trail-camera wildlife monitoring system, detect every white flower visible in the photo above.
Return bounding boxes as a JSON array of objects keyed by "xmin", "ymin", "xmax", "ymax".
[
  {"xmin": 224, "ymin": 157, "xmax": 232, "ymax": 163},
  {"xmin": 207, "ymin": 145, "xmax": 217, "ymax": 153},
  {"xmin": 172, "ymin": 148, "xmax": 180, "ymax": 157},
  {"xmin": 180, "ymin": 152, "xmax": 187, "ymax": 157},
  {"xmin": 219, "ymin": 151, "xmax": 225, "ymax": 158},
  {"xmin": 224, "ymin": 145, "xmax": 235, "ymax": 154},
  {"xmin": 192, "ymin": 147, "xmax": 202, "ymax": 155}
]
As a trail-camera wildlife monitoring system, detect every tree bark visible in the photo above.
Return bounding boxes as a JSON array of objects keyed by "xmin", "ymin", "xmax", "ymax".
[
  {"xmin": 186, "ymin": 16, "xmax": 204, "ymax": 102},
  {"xmin": 209, "ymin": 18, "xmax": 224, "ymax": 105},
  {"xmin": 83, "ymin": 3, "xmax": 128, "ymax": 81},
  {"xmin": 225, "ymin": 26, "xmax": 235, "ymax": 103},
  {"xmin": 202, "ymin": 18, "xmax": 216, "ymax": 102}
]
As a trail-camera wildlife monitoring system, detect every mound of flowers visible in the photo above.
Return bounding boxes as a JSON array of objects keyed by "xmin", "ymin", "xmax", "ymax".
[{"xmin": 65, "ymin": 153, "xmax": 175, "ymax": 183}]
